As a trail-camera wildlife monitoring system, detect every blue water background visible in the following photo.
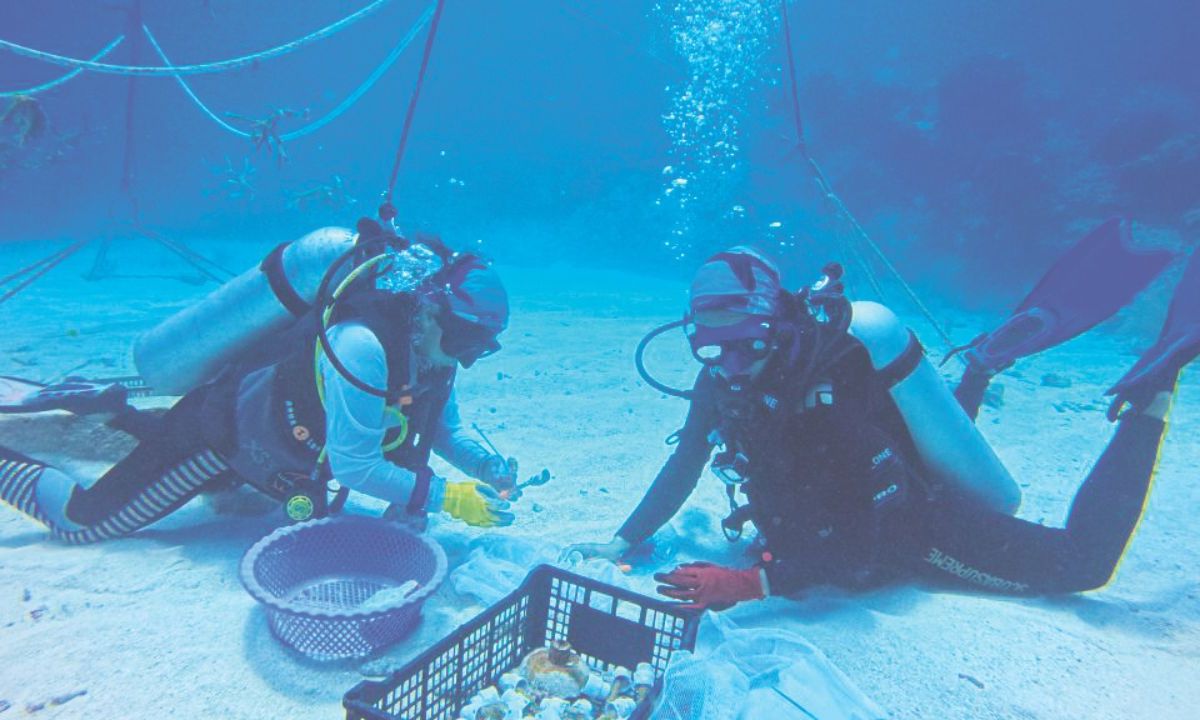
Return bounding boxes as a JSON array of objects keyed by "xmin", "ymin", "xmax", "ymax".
[{"xmin": 1, "ymin": 0, "xmax": 1197, "ymax": 303}]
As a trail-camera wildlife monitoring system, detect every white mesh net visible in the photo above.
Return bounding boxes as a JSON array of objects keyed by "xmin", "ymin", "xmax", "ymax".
[
  {"xmin": 653, "ymin": 613, "xmax": 886, "ymax": 720},
  {"xmin": 449, "ymin": 534, "xmax": 634, "ymax": 606}
]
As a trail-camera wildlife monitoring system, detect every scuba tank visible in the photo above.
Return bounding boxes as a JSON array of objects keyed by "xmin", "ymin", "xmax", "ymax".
[{"xmin": 134, "ymin": 227, "xmax": 356, "ymax": 395}]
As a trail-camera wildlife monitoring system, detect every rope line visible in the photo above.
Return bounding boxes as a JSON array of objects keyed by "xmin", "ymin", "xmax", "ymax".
[
  {"xmin": 0, "ymin": 0, "xmax": 394, "ymax": 77},
  {"xmin": 119, "ymin": 2, "xmax": 142, "ymax": 207},
  {"xmin": 0, "ymin": 239, "xmax": 91, "ymax": 306},
  {"xmin": 134, "ymin": 223, "xmax": 236, "ymax": 282},
  {"xmin": 140, "ymin": 25, "xmax": 246, "ymax": 137},
  {"xmin": 281, "ymin": 5, "xmax": 433, "ymax": 142},
  {"xmin": 150, "ymin": 236, "xmax": 231, "ymax": 284},
  {"xmin": 809, "ymin": 157, "xmax": 955, "ymax": 350},
  {"xmin": 140, "ymin": 4, "xmax": 433, "ymax": 142},
  {"xmin": 778, "ymin": 0, "xmax": 955, "ymax": 351},
  {"xmin": 380, "ymin": 0, "xmax": 446, "ymax": 220},
  {"xmin": 0, "ymin": 244, "xmax": 69, "ymax": 287},
  {"xmin": 779, "ymin": 1, "xmax": 806, "ymax": 155},
  {"xmin": 0, "ymin": 36, "xmax": 125, "ymax": 97},
  {"xmin": 83, "ymin": 229, "xmax": 234, "ymax": 286}
]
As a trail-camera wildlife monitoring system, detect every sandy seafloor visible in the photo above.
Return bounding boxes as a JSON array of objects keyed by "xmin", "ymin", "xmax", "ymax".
[{"xmin": 0, "ymin": 235, "xmax": 1198, "ymax": 719}]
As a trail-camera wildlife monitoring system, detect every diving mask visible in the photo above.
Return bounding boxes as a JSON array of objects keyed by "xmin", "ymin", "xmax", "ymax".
[
  {"xmin": 686, "ymin": 314, "xmax": 776, "ymax": 378},
  {"xmin": 437, "ymin": 307, "xmax": 501, "ymax": 368}
]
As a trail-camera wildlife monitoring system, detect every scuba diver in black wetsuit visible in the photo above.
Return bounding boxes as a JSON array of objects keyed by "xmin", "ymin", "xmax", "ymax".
[
  {"xmin": 567, "ymin": 223, "xmax": 1200, "ymax": 610},
  {"xmin": 0, "ymin": 219, "xmax": 517, "ymax": 543}
]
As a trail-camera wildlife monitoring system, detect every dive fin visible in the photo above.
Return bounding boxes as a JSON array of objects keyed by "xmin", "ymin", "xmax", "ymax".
[
  {"xmin": 957, "ymin": 218, "xmax": 1175, "ymax": 374},
  {"xmin": 951, "ymin": 218, "xmax": 1175, "ymax": 419},
  {"xmin": 1106, "ymin": 250, "xmax": 1200, "ymax": 419},
  {"xmin": 0, "ymin": 376, "xmax": 129, "ymax": 415}
]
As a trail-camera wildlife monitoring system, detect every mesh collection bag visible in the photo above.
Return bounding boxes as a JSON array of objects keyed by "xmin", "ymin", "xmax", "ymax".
[
  {"xmin": 449, "ymin": 534, "xmax": 635, "ymax": 606},
  {"xmin": 654, "ymin": 613, "xmax": 886, "ymax": 720}
]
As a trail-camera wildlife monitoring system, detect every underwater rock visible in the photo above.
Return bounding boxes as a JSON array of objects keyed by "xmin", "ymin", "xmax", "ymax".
[
  {"xmin": 1116, "ymin": 133, "xmax": 1200, "ymax": 221},
  {"xmin": 1094, "ymin": 108, "xmax": 1179, "ymax": 166},
  {"xmin": 1053, "ymin": 400, "xmax": 1099, "ymax": 415},
  {"xmin": 23, "ymin": 689, "xmax": 86, "ymax": 714},
  {"xmin": 49, "ymin": 691, "xmax": 86, "ymax": 708},
  {"xmin": 958, "ymin": 673, "xmax": 985, "ymax": 689},
  {"xmin": 1040, "ymin": 373, "xmax": 1072, "ymax": 388},
  {"xmin": 936, "ymin": 56, "xmax": 1041, "ymax": 155},
  {"xmin": 520, "ymin": 640, "xmax": 589, "ymax": 699}
]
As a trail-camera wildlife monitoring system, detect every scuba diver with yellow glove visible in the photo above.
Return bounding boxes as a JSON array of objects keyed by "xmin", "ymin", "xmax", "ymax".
[{"xmin": 0, "ymin": 218, "xmax": 515, "ymax": 542}]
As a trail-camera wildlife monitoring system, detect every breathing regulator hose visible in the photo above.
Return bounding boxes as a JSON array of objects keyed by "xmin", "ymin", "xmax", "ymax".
[
  {"xmin": 312, "ymin": 246, "xmax": 395, "ymax": 398},
  {"xmin": 635, "ymin": 319, "xmax": 693, "ymax": 400}
]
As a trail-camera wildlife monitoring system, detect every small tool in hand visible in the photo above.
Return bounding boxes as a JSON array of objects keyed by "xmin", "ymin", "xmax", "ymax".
[
  {"xmin": 503, "ymin": 468, "xmax": 552, "ymax": 501},
  {"xmin": 471, "ymin": 422, "xmax": 507, "ymax": 464},
  {"xmin": 517, "ymin": 468, "xmax": 551, "ymax": 491},
  {"xmin": 471, "ymin": 424, "xmax": 550, "ymax": 500}
]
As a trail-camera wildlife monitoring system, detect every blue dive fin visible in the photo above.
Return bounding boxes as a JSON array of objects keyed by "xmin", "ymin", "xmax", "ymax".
[
  {"xmin": 0, "ymin": 376, "xmax": 129, "ymax": 415},
  {"xmin": 1106, "ymin": 250, "xmax": 1200, "ymax": 418},
  {"xmin": 957, "ymin": 218, "xmax": 1175, "ymax": 373}
]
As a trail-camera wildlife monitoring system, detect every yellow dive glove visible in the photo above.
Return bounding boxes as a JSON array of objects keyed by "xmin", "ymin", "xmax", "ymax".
[{"xmin": 442, "ymin": 481, "xmax": 514, "ymax": 527}]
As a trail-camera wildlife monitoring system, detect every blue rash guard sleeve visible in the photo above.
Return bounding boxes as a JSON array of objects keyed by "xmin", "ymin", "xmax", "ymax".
[
  {"xmin": 319, "ymin": 323, "xmax": 445, "ymax": 509},
  {"xmin": 617, "ymin": 371, "xmax": 719, "ymax": 548}
]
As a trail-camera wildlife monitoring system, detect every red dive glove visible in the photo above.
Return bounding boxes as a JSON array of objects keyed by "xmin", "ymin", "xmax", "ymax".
[{"xmin": 654, "ymin": 561, "xmax": 765, "ymax": 611}]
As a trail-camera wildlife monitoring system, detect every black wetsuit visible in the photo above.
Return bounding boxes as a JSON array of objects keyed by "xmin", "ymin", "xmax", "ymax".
[{"xmin": 617, "ymin": 335, "xmax": 1165, "ymax": 596}]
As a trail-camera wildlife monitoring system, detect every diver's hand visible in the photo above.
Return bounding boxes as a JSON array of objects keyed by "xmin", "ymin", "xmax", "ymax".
[
  {"xmin": 561, "ymin": 537, "xmax": 631, "ymax": 564},
  {"xmin": 479, "ymin": 454, "xmax": 519, "ymax": 494},
  {"xmin": 441, "ymin": 481, "xmax": 514, "ymax": 527},
  {"xmin": 653, "ymin": 562, "xmax": 766, "ymax": 611}
]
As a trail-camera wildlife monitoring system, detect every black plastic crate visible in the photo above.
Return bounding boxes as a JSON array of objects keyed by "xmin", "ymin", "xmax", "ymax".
[{"xmin": 344, "ymin": 564, "xmax": 699, "ymax": 720}]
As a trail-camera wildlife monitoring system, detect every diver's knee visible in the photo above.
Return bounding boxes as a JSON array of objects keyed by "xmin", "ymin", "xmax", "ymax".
[
  {"xmin": 849, "ymin": 301, "xmax": 911, "ymax": 370},
  {"xmin": 991, "ymin": 482, "xmax": 1023, "ymax": 516}
]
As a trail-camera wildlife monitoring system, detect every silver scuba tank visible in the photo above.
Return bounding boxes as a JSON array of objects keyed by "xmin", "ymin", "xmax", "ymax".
[{"xmin": 133, "ymin": 226, "xmax": 356, "ymax": 395}]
